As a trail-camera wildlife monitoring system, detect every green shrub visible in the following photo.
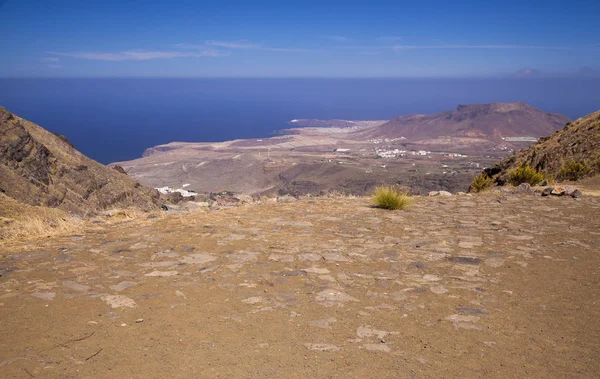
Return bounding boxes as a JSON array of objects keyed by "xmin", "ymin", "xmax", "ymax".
[
  {"xmin": 470, "ymin": 172, "xmax": 494, "ymax": 193},
  {"xmin": 372, "ymin": 186, "xmax": 411, "ymax": 210},
  {"xmin": 508, "ymin": 165, "xmax": 545, "ymax": 186},
  {"xmin": 558, "ymin": 160, "xmax": 590, "ymax": 181}
]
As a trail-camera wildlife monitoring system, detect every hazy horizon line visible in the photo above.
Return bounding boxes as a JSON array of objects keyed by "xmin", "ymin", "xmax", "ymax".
[{"xmin": 2, "ymin": 75, "xmax": 599, "ymax": 80}]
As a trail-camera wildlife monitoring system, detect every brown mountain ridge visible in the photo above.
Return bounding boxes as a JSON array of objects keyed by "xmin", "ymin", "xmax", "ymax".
[
  {"xmin": 0, "ymin": 107, "xmax": 161, "ymax": 214},
  {"xmin": 359, "ymin": 102, "xmax": 570, "ymax": 140},
  {"xmin": 485, "ymin": 109, "xmax": 600, "ymax": 183}
]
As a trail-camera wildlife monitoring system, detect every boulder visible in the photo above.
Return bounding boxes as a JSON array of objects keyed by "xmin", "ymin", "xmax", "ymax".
[
  {"xmin": 181, "ymin": 202, "xmax": 205, "ymax": 212},
  {"xmin": 517, "ymin": 183, "xmax": 532, "ymax": 193},
  {"xmin": 564, "ymin": 186, "xmax": 577, "ymax": 196},
  {"xmin": 551, "ymin": 187, "xmax": 566, "ymax": 196},
  {"xmin": 570, "ymin": 189, "xmax": 583, "ymax": 199},
  {"xmin": 428, "ymin": 191, "xmax": 453, "ymax": 197},
  {"xmin": 541, "ymin": 187, "xmax": 553, "ymax": 197},
  {"xmin": 539, "ymin": 179, "xmax": 549, "ymax": 186}
]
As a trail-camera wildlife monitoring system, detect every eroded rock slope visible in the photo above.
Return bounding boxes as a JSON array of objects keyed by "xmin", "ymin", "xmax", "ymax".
[{"xmin": 0, "ymin": 107, "xmax": 160, "ymax": 214}]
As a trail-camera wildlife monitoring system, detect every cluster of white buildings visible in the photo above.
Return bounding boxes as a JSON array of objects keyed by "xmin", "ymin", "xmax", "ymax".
[
  {"xmin": 375, "ymin": 148, "xmax": 407, "ymax": 158},
  {"xmin": 375, "ymin": 149, "xmax": 434, "ymax": 158},
  {"xmin": 445, "ymin": 152, "xmax": 468, "ymax": 158},
  {"xmin": 375, "ymin": 149, "xmax": 471, "ymax": 160},
  {"xmin": 156, "ymin": 184, "xmax": 198, "ymax": 198},
  {"xmin": 369, "ymin": 137, "xmax": 407, "ymax": 144}
]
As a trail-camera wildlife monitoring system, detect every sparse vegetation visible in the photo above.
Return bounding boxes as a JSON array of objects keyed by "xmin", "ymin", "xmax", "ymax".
[
  {"xmin": 322, "ymin": 189, "xmax": 356, "ymax": 199},
  {"xmin": 372, "ymin": 186, "xmax": 411, "ymax": 210},
  {"xmin": 558, "ymin": 160, "xmax": 591, "ymax": 181},
  {"xmin": 0, "ymin": 193, "xmax": 162, "ymax": 243},
  {"xmin": 508, "ymin": 165, "xmax": 546, "ymax": 186},
  {"xmin": 0, "ymin": 194, "xmax": 84, "ymax": 242},
  {"xmin": 594, "ymin": 158, "xmax": 600, "ymax": 172},
  {"xmin": 470, "ymin": 172, "xmax": 494, "ymax": 193}
]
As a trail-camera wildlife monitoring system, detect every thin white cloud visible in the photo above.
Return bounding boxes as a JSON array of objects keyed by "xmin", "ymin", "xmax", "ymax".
[
  {"xmin": 47, "ymin": 49, "xmax": 228, "ymax": 61},
  {"xmin": 391, "ymin": 44, "xmax": 570, "ymax": 51},
  {"xmin": 205, "ymin": 40, "xmax": 260, "ymax": 49},
  {"xmin": 334, "ymin": 44, "xmax": 573, "ymax": 52},
  {"xmin": 177, "ymin": 41, "xmax": 313, "ymax": 53},
  {"xmin": 41, "ymin": 57, "xmax": 60, "ymax": 62}
]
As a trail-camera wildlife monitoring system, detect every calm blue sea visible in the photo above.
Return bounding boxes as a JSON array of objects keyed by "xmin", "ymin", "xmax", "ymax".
[{"xmin": 1, "ymin": 78, "xmax": 598, "ymax": 164}]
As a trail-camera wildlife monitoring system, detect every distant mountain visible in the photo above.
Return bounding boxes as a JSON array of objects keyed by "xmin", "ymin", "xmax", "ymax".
[
  {"xmin": 358, "ymin": 102, "xmax": 570, "ymax": 141},
  {"xmin": 485, "ymin": 109, "xmax": 600, "ymax": 183},
  {"xmin": 0, "ymin": 107, "xmax": 161, "ymax": 214}
]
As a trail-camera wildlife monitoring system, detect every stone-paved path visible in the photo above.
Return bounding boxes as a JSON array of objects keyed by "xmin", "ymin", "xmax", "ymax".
[{"xmin": 1, "ymin": 194, "xmax": 599, "ymax": 378}]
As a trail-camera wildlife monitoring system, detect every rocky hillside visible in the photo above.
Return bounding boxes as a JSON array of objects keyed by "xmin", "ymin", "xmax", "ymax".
[
  {"xmin": 0, "ymin": 107, "xmax": 161, "ymax": 214},
  {"xmin": 359, "ymin": 102, "xmax": 570, "ymax": 141},
  {"xmin": 485, "ymin": 109, "xmax": 600, "ymax": 184}
]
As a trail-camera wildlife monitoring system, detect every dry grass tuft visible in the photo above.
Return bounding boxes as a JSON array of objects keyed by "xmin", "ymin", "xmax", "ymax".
[
  {"xmin": 0, "ymin": 194, "xmax": 84, "ymax": 242},
  {"xmin": 371, "ymin": 186, "xmax": 411, "ymax": 210},
  {"xmin": 470, "ymin": 172, "xmax": 494, "ymax": 193}
]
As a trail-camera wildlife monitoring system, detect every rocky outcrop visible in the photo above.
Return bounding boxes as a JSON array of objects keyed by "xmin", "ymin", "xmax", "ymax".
[
  {"xmin": 0, "ymin": 107, "xmax": 162, "ymax": 214},
  {"xmin": 484, "ymin": 110, "xmax": 600, "ymax": 184}
]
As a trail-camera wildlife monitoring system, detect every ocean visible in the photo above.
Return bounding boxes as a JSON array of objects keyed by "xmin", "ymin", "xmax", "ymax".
[{"xmin": 1, "ymin": 78, "xmax": 598, "ymax": 164}]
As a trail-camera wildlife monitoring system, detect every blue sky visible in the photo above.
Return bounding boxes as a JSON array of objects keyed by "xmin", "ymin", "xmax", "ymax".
[{"xmin": 1, "ymin": 0, "xmax": 599, "ymax": 77}]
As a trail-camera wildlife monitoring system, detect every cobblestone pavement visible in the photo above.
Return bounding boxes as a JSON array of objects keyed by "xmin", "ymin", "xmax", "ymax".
[{"xmin": 1, "ymin": 194, "xmax": 599, "ymax": 378}]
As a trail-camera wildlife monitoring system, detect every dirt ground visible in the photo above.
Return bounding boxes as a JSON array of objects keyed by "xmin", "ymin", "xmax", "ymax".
[{"xmin": 1, "ymin": 193, "xmax": 599, "ymax": 378}]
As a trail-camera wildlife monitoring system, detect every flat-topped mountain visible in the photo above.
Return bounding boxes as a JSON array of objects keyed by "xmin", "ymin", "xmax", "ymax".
[
  {"xmin": 485, "ymin": 109, "xmax": 600, "ymax": 183},
  {"xmin": 358, "ymin": 102, "xmax": 570, "ymax": 141},
  {"xmin": 0, "ymin": 107, "xmax": 161, "ymax": 214}
]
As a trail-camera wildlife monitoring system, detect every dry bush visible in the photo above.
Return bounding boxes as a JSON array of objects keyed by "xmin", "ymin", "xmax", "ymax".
[
  {"xmin": 470, "ymin": 172, "xmax": 494, "ymax": 193},
  {"xmin": 372, "ymin": 186, "xmax": 411, "ymax": 210},
  {"xmin": 558, "ymin": 160, "xmax": 591, "ymax": 181},
  {"xmin": 508, "ymin": 165, "xmax": 546, "ymax": 186}
]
